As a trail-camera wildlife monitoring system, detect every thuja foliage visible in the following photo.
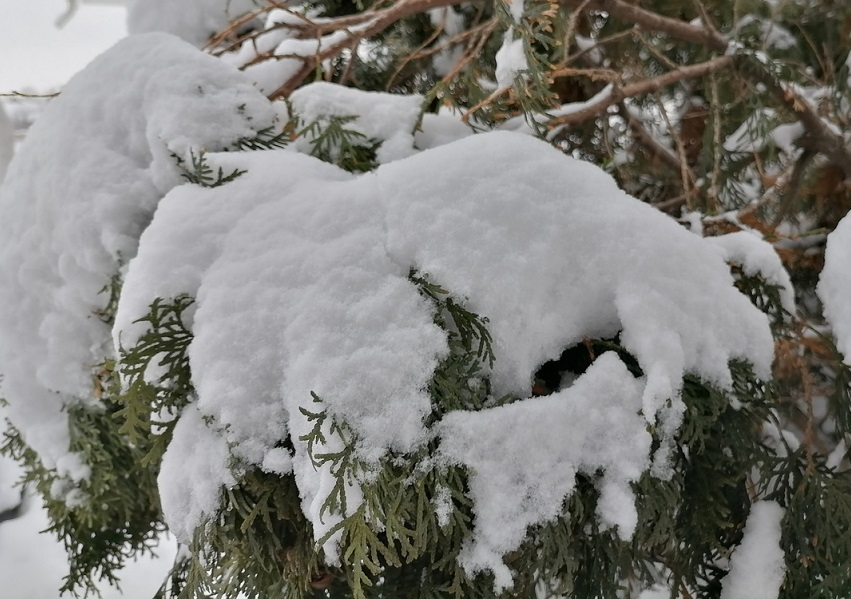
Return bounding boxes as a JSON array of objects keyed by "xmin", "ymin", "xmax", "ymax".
[
  {"xmin": 42, "ymin": 259, "xmax": 842, "ymax": 599},
  {"xmin": 298, "ymin": 114, "xmax": 380, "ymax": 173},
  {"xmin": 1, "ymin": 402, "xmax": 164, "ymax": 596}
]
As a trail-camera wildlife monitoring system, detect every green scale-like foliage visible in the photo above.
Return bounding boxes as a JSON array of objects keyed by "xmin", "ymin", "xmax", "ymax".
[{"xmin": 108, "ymin": 267, "xmax": 833, "ymax": 599}]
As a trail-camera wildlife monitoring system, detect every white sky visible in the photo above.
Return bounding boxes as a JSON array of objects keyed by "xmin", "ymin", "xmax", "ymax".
[{"xmin": 1, "ymin": 0, "xmax": 127, "ymax": 92}]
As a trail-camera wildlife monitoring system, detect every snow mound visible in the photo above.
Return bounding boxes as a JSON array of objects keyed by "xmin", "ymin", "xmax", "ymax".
[
  {"xmin": 0, "ymin": 32, "xmax": 275, "ymax": 490},
  {"xmin": 126, "ymin": 130, "xmax": 773, "ymax": 572}
]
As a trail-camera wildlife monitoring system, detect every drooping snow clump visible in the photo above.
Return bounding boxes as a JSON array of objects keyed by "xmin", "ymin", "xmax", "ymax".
[
  {"xmin": 114, "ymin": 127, "xmax": 773, "ymax": 578},
  {"xmin": 0, "ymin": 32, "xmax": 276, "ymax": 494},
  {"xmin": 0, "ymin": 29, "xmax": 777, "ymax": 588}
]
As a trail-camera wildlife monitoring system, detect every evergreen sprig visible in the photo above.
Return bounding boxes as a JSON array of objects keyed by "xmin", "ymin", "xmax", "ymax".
[
  {"xmin": 176, "ymin": 149, "xmax": 247, "ymax": 188},
  {"xmin": 299, "ymin": 115, "xmax": 380, "ymax": 173},
  {"xmin": 114, "ymin": 294, "xmax": 195, "ymax": 467}
]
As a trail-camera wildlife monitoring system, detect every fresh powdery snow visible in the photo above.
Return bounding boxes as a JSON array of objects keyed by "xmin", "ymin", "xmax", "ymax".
[
  {"xmin": 114, "ymin": 126, "xmax": 774, "ymax": 579},
  {"xmin": 720, "ymin": 501, "xmax": 786, "ymax": 599},
  {"xmin": 0, "ymin": 31, "xmax": 778, "ymax": 588},
  {"xmin": 0, "ymin": 32, "xmax": 276, "ymax": 494},
  {"xmin": 495, "ymin": 30, "xmax": 528, "ymax": 90},
  {"xmin": 820, "ymin": 213, "xmax": 851, "ymax": 363},
  {"xmin": 707, "ymin": 230, "xmax": 796, "ymax": 316}
]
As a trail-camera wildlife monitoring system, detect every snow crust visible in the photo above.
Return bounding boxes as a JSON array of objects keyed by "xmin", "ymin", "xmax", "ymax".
[
  {"xmin": 0, "ymin": 32, "xmax": 276, "ymax": 491},
  {"xmin": 720, "ymin": 500, "xmax": 786, "ymax": 599},
  {"xmin": 116, "ymin": 126, "xmax": 774, "ymax": 575},
  {"xmin": 127, "ymin": 0, "xmax": 261, "ymax": 46}
]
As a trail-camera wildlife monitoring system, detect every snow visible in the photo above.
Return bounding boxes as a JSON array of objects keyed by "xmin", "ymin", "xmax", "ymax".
[
  {"xmin": 439, "ymin": 353, "xmax": 650, "ymax": 589},
  {"xmin": 0, "ymin": 32, "xmax": 276, "ymax": 496},
  {"xmin": 507, "ymin": 0, "xmax": 525, "ymax": 23},
  {"xmin": 289, "ymin": 82, "xmax": 424, "ymax": 163},
  {"xmin": 1, "ymin": 38, "xmax": 779, "ymax": 584},
  {"xmin": 819, "ymin": 212, "xmax": 851, "ymax": 364},
  {"xmin": 114, "ymin": 124, "xmax": 773, "ymax": 579},
  {"xmin": 495, "ymin": 30, "xmax": 528, "ymax": 90},
  {"xmin": 158, "ymin": 403, "xmax": 235, "ymax": 543},
  {"xmin": 126, "ymin": 0, "xmax": 261, "ymax": 46},
  {"xmin": 415, "ymin": 112, "xmax": 474, "ymax": 150},
  {"xmin": 429, "ymin": 7, "xmax": 466, "ymax": 76},
  {"xmin": 707, "ymin": 231, "xmax": 796, "ymax": 316},
  {"xmin": 720, "ymin": 500, "xmax": 786, "ymax": 599}
]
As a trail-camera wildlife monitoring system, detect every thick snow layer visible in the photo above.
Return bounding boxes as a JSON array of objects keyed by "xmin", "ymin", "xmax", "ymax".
[
  {"xmin": 127, "ymin": 0, "xmax": 261, "ymax": 46},
  {"xmin": 819, "ymin": 214, "xmax": 851, "ymax": 363},
  {"xmin": 720, "ymin": 500, "xmax": 786, "ymax": 599},
  {"xmin": 123, "ymin": 128, "xmax": 774, "ymax": 573},
  {"xmin": 0, "ymin": 32, "xmax": 276, "ymax": 491},
  {"xmin": 439, "ymin": 353, "xmax": 650, "ymax": 589}
]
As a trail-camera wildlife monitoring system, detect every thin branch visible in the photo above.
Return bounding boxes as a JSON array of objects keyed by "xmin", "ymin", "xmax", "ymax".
[
  {"xmin": 558, "ymin": 0, "xmax": 728, "ymax": 53},
  {"xmin": 548, "ymin": 55, "xmax": 734, "ymax": 127}
]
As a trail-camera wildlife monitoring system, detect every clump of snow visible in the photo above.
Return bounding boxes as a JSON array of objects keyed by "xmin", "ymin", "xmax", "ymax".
[
  {"xmin": 495, "ymin": 30, "xmax": 528, "ymax": 90},
  {"xmin": 720, "ymin": 500, "xmax": 786, "ymax": 599},
  {"xmin": 127, "ymin": 0, "xmax": 262, "ymax": 46},
  {"xmin": 819, "ymin": 213, "xmax": 851, "ymax": 363},
  {"xmin": 723, "ymin": 108, "xmax": 804, "ymax": 155},
  {"xmin": 123, "ymin": 129, "xmax": 774, "ymax": 574},
  {"xmin": 439, "ymin": 353, "xmax": 650, "ymax": 589},
  {"xmin": 707, "ymin": 231, "xmax": 796, "ymax": 316},
  {"xmin": 158, "ymin": 404, "xmax": 235, "ymax": 543},
  {"xmin": 507, "ymin": 0, "xmax": 525, "ymax": 23},
  {"xmin": 290, "ymin": 82, "xmax": 424, "ymax": 163},
  {"xmin": 734, "ymin": 15, "xmax": 797, "ymax": 51},
  {"xmin": 429, "ymin": 7, "xmax": 466, "ymax": 76},
  {"xmin": 0, "ymin": 32, "xmax": 276, "ymax": 495}
]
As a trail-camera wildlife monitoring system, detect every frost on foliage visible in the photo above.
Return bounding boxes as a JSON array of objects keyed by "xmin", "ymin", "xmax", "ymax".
[
  {"xmin": 439, "ymin": 353, "xmax": 650, "ymax": 589},
  {"xmin": 819, "ymin": 212, "xmax": 851, "ymax": 363},
  {"xmin": 127, "ymin": 0, "xmax": 262, "ymax": 46},
  {"xmin": 720, "ymin": 501, "xmax": 786, "ymax": 599},
  {"xmin": 0, "ymin": 32, "xmax": 275, "ymax": 489},
  {"xmin": 123, "ymin": 129, "xmax": 774, "ymax": 571}
]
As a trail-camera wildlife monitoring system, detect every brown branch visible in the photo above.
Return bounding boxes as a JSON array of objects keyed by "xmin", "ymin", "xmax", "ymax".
[
  {"xmin": 619, "ymin": 102, "xmax": 682, "ymax": 172},
  {"xmin": 558, "ymin": 0, "xmax": 727, "ymax": 53},
  {"xmin": 548, "ymin": 55, "xmax": 734, "ymax": 127},
  {"xmin": 266, "ymin": 0, "xmax": 470, "ymax": 99},
  {"xmin": 558, "ymin": 0, "xmax": 851, "ymax": 176}
]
